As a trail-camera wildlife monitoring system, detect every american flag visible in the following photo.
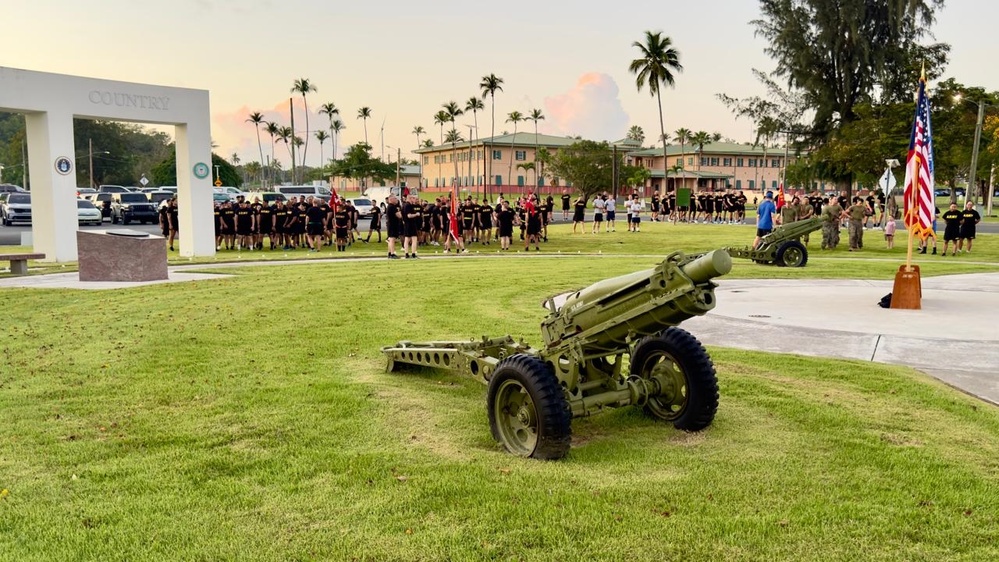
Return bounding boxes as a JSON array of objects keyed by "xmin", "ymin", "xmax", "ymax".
[{"xmin": 902, "ymin": 76, "xmax": 935, "ymax": 240}]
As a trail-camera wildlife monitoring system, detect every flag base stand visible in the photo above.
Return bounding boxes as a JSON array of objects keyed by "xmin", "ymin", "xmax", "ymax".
[{"xmin": 890, "ymin": 264, "xmax": 922, "ymax": 309}]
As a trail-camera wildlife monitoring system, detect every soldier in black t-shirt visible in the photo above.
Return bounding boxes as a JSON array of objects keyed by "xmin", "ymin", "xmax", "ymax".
[
  {"xmin": 496, "ymin": 200, "xmax": 515, "ymax": 250},
  {"xmin": 273, "ymin": 201, "xmax": 289, "ymax": 250},
  {"xmin": 221, "ymin": 201, "xmax": 236, "ymax": 250},
  {"xmin": 333, "ymin": 205, "xmax": 350, "ymax": 251},
  {"xmin": 305, "ymin": 201, "xmax": 327, "ymax": 252},
  {"xmin": 477, "ymin": 201, "xmax": 493, "ymax": 245},
  {"xmin": 385, "ymin": 195, "xmax": 403, "ymax": 259},
  {"xmin": 365, "ymin": 200, "xmax": 383, "ymax": 243},
  {"xmin": 561, "ymin": 190, "xmax": 572, "ymax": 220},
  {"xmin": 402, "ymin": 194, "xmax": 423, "ymax": 258},
  {"xmin": 959, "ymin": 202, "xmax": 981, "ymax": 253},
  {"xmin": 572, "ymin": 195, "xmax": 586, "ymax": 233},
  {"xmin": 461, "ymin": 198, "xmax": 476, "ymax": 245},
  {"xmin": 941, "ymin": 203, "xmax": 962, "ymax": 256},
  {"xmin": 257, "ymin": 200, "xmax": 274, "ymax": 249}
]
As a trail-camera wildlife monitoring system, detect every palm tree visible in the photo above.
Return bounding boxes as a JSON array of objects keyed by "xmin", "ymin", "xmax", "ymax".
[
  {"xmin": 319, "ymin": 102, "xmax": 339, "ymax": 158},
  {"xmin": 412, "ymin": 125, "xmax": 426, "ymax": 150},
  {"xmin": 265, "ymin": 121, "xmax": 280, "ymax": 182},
  {"xmin": 315, "ymin": 130, "xmax": 330, "ymax": 171},
  {"xmin": 528, "ymin": 109, "xmax": 545, "ymax": 189},
  {"xmin": 246, "ymin": 112, "xmax": 267, "ymax": 186},
  {"xmin": 466, "ymin": 97, "xmax": 484, "ymax": 189},
  {"xmin": 291, "ymin": 78, "xmax": 317, "ymax": 169},
  {"xmin": 691, "ymin": 130, "xmax": 721, "ymax": 171},
  {"xmin": 480, "ymin": 73, "xmax": 505, "ymax": 194},
  {"xmin": 629, "ymin": 31, "xmax": 683, "ymax": 187},
  {"xmin": 505, "ymin": 110, "xmax": 524, "ymax": 190},
  {"xmin": 422, "ymin": 139, "xmax": 434, "ymax": 148},
  {"xmin": 433, "ymin": 110, "xmax": 449, "ymax": 145},
  {"xmin": 444, "ymin": 128, "xmax": 464, "ymax": 189},
  {"xmin": 357, "ymin": 107, "xmax": 372, "ymax": 144},
  {"xmin": 277, "ymin": 126, "xmax": 294, "ymax": 163},
  {"xmin": 627, "ymin": 125, "xmax": 646, "ymax": 144},
  {"xmin": 674, "ymin": 128, "xmax": 692, "ymax": 170},
  {"xmin": 331, "ymin": 120, "xmax": 345, "ymax": 162}
]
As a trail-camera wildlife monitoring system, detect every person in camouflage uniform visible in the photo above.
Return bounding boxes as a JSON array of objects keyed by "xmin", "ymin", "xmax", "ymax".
[
  {"xmin": 795, "ymin": 195, "xmax": 814, "ymax": 245},
  {"xmin": 821, "ymin": 197, "xmax": 844, "ymax": 250},
  {"xmin": 779, "ymin": 195, "xmax": 798, "ymax": 227},
  {"xmin": 846, "ymin": 197, "xmax": 867, "ymax": 251}
]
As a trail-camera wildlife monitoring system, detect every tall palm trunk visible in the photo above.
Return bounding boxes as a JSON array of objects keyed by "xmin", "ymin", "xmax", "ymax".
[
  {"xmin": 489, "ymin": 94, "xmax": 496, "ymax": 198},
  {"xmin": 656, "ymin": 88, "xmax": 666, "ymax": 194},
  {"xmin": 301, "ymin": 97, "xmax": 310, "ymax": 169},
  {"xmin": 254, "ymin": 128, "xmax": 265, "ymax": 188}
]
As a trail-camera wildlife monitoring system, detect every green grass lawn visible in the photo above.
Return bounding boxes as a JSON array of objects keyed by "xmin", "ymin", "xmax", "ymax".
[
  {"xmin": 1, "ymin": 258, "xmax": 998, "ymax": 560},
  {"xmin": 5, "ymin": 220, "xmax": 998, "ymax": 280}
]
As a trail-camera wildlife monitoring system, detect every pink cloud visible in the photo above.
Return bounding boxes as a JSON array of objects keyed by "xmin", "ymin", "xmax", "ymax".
[{"xmin": 544, "ymin": 73, "xmax": 630, "ymax": 141}]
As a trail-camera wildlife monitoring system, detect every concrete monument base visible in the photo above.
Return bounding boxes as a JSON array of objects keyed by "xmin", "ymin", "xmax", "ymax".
[{"xmin": 77, "ymin": 230, "xmax": 168, "ymax": 282}]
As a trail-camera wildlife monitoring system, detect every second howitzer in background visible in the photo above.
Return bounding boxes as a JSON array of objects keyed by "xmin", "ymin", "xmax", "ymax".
[
  {"xmin": 726, "ymin": 216, "xmax": 823, "ymax": 267},
  {"xmin": 382, "ymin": 250, "xmax": 732, "ymax": 459}
]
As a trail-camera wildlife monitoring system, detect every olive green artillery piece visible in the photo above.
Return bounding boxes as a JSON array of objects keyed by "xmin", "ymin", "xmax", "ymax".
[
  {"xmin": 381, "ymin": 249, "xmax": 732, "ymax": 460},
  {"xmin": 726, "ymin": 216, "xmax": 822, "ymax": 267}
]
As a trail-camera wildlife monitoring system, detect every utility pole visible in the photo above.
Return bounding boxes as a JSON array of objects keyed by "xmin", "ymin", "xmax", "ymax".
[
  {"xmin": 89, "ymin": 138, "xmax": 94, "ymax": 189},
  {"xmin": 396, "ymin": 148, "xmax": 401, "ymax": 187},
  {"xmin": 967, "ymin": 100, "xmax": 985, "ymax": 207},
  {"xmin": 289, "ymin": 98, "xmax": 297, "ymax": 185}
]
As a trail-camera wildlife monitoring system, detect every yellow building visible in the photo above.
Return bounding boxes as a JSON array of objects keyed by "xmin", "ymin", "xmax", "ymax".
[
  {"xmin": 414, "ymin": 132, "xmax": 584, "ymax": 196},
  {"xmin": 626, "ymin": 141, "xmax": 799, "ymax": 195}
]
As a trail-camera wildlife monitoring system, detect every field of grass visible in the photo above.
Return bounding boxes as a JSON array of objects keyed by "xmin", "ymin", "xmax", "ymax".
[
  {"xmin": 1, "ymin": 257, "xmax": 998, "ymax": 560},
  {"xmin": 5, "ymin": 220, "xmax": 999, "ymax": 280}
]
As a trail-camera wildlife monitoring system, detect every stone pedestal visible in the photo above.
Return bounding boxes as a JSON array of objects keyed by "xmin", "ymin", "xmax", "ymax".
[{"xmin": 77, "ymin": 230, "xmax": 168, "ymax": 282}]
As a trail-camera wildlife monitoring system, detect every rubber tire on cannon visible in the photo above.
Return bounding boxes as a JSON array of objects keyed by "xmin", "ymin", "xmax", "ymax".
[
  {"xmin": 487, "ymin": 354, "xmax": 572, "ymax": 460},
  {"xmin": 775, "ymin": 240, "xmax": 808, "ymax": 267},
  {"xmin": 629, "ymin": 327, "xmax": 719, "ymax": 431}
]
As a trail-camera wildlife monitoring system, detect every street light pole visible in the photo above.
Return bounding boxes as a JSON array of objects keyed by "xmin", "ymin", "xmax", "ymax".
[
  {"xmin": 967, "ymin": 100, "xmax": 985, "ymax": 207},
  {"xmin": 89, "ymin": 138, "xmax": 95, "ymax": 189}
]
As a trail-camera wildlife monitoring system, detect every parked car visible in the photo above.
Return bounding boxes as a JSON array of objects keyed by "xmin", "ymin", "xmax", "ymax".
[
  {"xmin": 77, "ymin": 199, "xmax": 102, "ymax": 226},
  {"xmin": 243, "ymin": 191, "xmax": 287, "ymax": 205},
  {"xmin": 0, "ymin": 184, "xmax": 25, "ymax": 194},
  {"xmin": 1, "ymin": 192, "xmax": 32, "ymax": 225},
  {"xmin": 111, "ymin": 192, "xmax": 159, "ymax": 225},
  {"xmin": 347, "ymin": 197, "xmax": 376, "ymax": 217},
  {"xmin": 77, "ymin": 187, "xmax": 97, "ymax": 198},
  {"xmin": 159, "ymin": 186, "xmax": 178, "ymax": 194},
  {"xmin": 364, "ymin": 186, "xmax": 418, "ymax": 209},
  {"xmin": 147, "ymin": 191, "xmax": 174, "ymax": 208},
  {"xmin": 97, "ymin": 184, "xmax": 132, "ymax": 194},
  {"xmin": 214, "ymin": 186, "xmax": 245, "ymax": 201},
  {"xmin": 276, "ymin": 185, "xmax": 332, "ymax": 200},
  {"xmin": 87, "ymin": 193, "xmax": 114, "ymax": 220}
]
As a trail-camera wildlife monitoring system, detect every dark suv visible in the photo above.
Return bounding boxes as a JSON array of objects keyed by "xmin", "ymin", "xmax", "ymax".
[{"xmin": 112, "ymin": 192, "xmax": 158, "ymax": 225}]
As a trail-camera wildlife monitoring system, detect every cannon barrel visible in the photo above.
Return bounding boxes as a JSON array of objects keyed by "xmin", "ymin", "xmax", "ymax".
[{"xmin": 540, "ymin": 250, "xmax": 731, "ymax": 351}]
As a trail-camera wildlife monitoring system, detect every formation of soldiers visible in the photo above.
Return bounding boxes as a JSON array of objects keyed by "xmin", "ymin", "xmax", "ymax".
[{"xmin": 212, "ymin": 195, "xmax": 366, "ymax": 252}]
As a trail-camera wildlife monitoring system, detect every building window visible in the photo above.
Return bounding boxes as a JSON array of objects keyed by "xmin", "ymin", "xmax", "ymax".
[
  {"xmin": 772, "ymin": 158, "xmax": 781, "ymax": 168},
  {"xmin": 423, "ymin": 156, "xmax": 429, "ymax": 165},
  {"xmin": 688, "ymin": 157, "xmax": 694, "ymax": 166},
  {"xmin": 700, "ymin": 157, "xmax": 707, "ymax": 166},
  {"xmin": 735, "ymin": 179, "xmax": 742, "ymax": 189},
  {"xmin": 748, "ymin": 158, "xmax": 757, "ymax": 167},
  {"xmin": 493, "ymin": 150, "xmax": 502, "ymax": 160},
  {"xmin": 748, "ymin": 180, "xmax": 755, "ymax": 189},
  {"xmin": 762, "ymin": 159, "xmax": 768, "ymax": 168},
  {"xmin": 723, "ymin": 158, "xmax": 732, "ymax": 167},
  {"xmin": 772, "ymin": 180, "xmax": 778, "ymax": 189},
  {"xmin": 676, "ymin": 157, "xmax": 683, "ymax": 167},
  {"xmin": 517, "ymin": 175, "xmax": 525, "ymax": 186},
  {"xmin": 709, "ymin": 157, "xmax": 719, "ymax": 166},
  {"xmin": 495, "ymin": 175, "xmax": 503, "ymax": 185},
  {"xmin": 737, "ymin": 158, "xmax": 744, "ymax": 167},
  {"xmin": 538, "ymin": 177, "xmax": 545, "ymax": 187},
  {"xmin": 515, "ymin": 150, "xmax": 527, "ymax": 161}
]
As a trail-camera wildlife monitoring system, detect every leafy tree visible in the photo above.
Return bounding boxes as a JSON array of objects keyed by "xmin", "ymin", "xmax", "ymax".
[
  {"xmin": 629, "ymin": 31, "xmax": 683, "ymax": 182},
  {"xmin": 329, "ymin": 142, "xmax": 394, "ymax": 189},
  {"xmin": 546, "ymin": 140, "xmax": 625, "ymax": 200},
  {"xmin": 150, "ymin": 148, "xmax": 240, "ymax": 187}
]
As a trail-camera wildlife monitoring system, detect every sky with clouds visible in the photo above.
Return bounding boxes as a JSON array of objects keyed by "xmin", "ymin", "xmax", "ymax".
[{"xmin": 3, "ymin": 0, "xmax": 994, "ymax": 168}]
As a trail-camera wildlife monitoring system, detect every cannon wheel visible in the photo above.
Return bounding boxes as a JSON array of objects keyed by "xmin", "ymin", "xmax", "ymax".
[
  {"xmin": 776, "ymin": 240, "xmax": 808, "ymax": 267},
  {"xmin": 487, "ymin": 354, "xmax": 571, "ymax": 460},
  {"xmin": 630, "ymin": 327, "xmax": 718, "ymax": 431}
]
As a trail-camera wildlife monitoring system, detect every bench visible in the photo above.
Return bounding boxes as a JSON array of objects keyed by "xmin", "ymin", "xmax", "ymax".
[{"xmin": 1, "ymin": 253, "xmax": 46, "ymax": 275}]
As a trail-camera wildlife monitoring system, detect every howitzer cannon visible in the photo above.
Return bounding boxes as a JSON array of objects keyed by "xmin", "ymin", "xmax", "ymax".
[
  {"xmin": 382, "ymin": 249, "xmax": 732, "ymax": 460},
  {"xmin": 726, "ymin": 216, "xmax": 822, "ymax": 267}
]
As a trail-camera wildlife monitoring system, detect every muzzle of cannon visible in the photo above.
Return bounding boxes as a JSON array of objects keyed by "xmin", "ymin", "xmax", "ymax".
[{"xmin": 381, "ymin": 250, "xmax": 731, "ymax": 460}]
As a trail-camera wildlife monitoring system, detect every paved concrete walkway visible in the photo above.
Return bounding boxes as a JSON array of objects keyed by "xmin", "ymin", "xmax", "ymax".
[
  {"xmin": 687, "ymin": 273, "xmax": 999, "ymax": 405},
  {"xmin": 2, "ymin": 257, "xmax": 996, "ymax": 405}
]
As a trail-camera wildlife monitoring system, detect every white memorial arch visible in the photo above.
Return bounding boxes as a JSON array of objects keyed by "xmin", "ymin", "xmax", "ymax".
[{"xmin": 0, "ymin": 66, "xmax": 215, "ymax": 261}]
